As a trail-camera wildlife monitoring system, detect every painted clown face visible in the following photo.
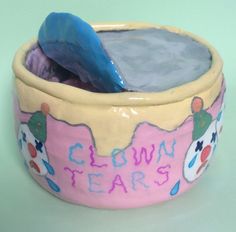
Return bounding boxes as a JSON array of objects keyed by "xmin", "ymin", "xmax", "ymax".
[
  {"xmin": 184, "ymin": 120, "xmax": 217, "ymax": 182},
  {"xmin": 184, "ymin": 120, "xmax": 218, "ymax": 182},
  {"xmin": 18, "ymin": 124, "xmax": 49, "ymax": 176}
]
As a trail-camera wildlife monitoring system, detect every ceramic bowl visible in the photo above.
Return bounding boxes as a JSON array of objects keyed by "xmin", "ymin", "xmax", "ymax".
[{"xmin": 13, "ymin": 23, "xmax": 225, "ymax": 209}]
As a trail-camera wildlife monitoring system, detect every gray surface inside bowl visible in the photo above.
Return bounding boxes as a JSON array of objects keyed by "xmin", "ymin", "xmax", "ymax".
[{"xmin": 98, "ymin": 28, "xmax": 212, "ymax": 92}]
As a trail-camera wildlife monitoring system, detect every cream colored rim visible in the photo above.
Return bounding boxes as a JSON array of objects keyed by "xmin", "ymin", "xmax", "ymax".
[{"xmin": 13, "ymin": 23, "xmax": 223, "ymax": 106}]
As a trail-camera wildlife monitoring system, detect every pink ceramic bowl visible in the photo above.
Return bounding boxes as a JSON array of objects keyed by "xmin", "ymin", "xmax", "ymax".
[{"xmin": 13, "ymin": 23, "xmax": 225, "ymax": 208}]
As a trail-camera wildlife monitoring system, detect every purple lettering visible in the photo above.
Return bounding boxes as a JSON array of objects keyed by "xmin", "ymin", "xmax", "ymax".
[
  {"xmin": 89, "ymin": 145, "xmax": 108, "ymax": 168},
  {"xmin": 132, "ymin": 144, "xmax": 155, "ymax": 166},
  {"xmin": 154, "ymin": 164, "xmax": 171, "ymax": 186},
  {"xmin": 108, "ymin": 174, "xmax": 128, "ymax": 194},
  {"xmin": 64, "ymin": 167, "xmax": 83, "ymax": 187}
]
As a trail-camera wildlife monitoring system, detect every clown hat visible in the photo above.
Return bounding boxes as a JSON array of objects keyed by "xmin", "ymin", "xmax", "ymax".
[
  {"xmin": 28, "ymin": 103, "xmax": 49, "ymax": 143},
  {"xmin": 191, "ymin": 97, "xmax": 212, "ymax": 141}
]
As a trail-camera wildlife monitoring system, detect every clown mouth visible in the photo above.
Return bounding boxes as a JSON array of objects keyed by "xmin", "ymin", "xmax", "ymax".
[
  {"xmin": 196, "ymin": 160, "xmax": 208, "ymax": 175},
  {"xmin": 29, "ymin": 160, "xmax": 41, "ymax": 173}
]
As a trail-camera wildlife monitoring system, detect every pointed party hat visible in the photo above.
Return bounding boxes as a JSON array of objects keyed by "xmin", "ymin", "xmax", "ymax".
[
  {"xmin": 191, "ymin": 97, "xmax": 212, "ymax": 141},
  {"xmin": 28, "ymin": 103, "xmax": 49, "ymax": 143}
]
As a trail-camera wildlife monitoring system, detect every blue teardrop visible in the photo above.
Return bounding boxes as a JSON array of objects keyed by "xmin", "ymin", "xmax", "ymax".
[
  {"xmin": 43, "ymin": 159, "xmax": 55, "ymax": 175},
  {"xmin": 217, "ymin": 111, "xmax": 222, "ymax": 121},
  {"xmin": 170, "ymin": 180, "xmax": 180, "ymax": 196},
  {"xmin": 188, "ymin": 154, "xmax": 197, "ymax": 168},
  {"xmin": 46, "ymin": 177, "xmax": 60, "ymax": 192}
]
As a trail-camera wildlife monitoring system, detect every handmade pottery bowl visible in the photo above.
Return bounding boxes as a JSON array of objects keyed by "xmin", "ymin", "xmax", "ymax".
[{"xmin": 13, "ymin": 23, "xmax": 225, "ymax": 209}]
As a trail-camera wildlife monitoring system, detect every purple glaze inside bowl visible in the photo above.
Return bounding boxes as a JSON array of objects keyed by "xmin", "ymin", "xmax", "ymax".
[{"xmin": 25, "ymin": 44, "xmax": 101, "ymax": 92}]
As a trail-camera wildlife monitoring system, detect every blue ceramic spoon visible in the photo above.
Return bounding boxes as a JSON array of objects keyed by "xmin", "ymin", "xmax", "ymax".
[{"xmin": 38, "ymin": 12, "xmax": 124, "ymax": 92}]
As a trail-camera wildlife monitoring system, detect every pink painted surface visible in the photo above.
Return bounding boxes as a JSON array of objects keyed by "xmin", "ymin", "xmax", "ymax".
[{"xmin": 14, "ymin": 84, "xmax": 225, "ymax": 209}]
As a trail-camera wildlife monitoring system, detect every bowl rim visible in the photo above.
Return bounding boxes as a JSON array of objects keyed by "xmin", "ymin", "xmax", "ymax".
[{"xmin": 13, "ymin": 22, "xmax": 223, "ymax": 106}]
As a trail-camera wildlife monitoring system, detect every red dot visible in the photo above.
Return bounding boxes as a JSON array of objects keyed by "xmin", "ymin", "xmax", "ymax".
[
  {"xmin": 28, "ymin": 143, "xmax": 37, "ymax": 158},
  {"xmin": 29, "ymin": 160, "xmax": 40, "ymax": 173},
  {"xmin": 200, "ymin": 145, "xmax": 211, "ymax": 162},
  {"xmin": 192, "ymin": 97, "xmax": 203, "ymax": 113},
  {"xmin": 41, "ymin": 103, "xmax": 50, "ymax": 115}
]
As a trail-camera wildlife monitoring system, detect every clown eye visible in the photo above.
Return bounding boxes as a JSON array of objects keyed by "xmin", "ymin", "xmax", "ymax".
[
  {"xmin": 22, "ymin": 131, "xmax": 27, "ymax": 142},
  {"xmin": 35, "ymin": 139, "xmax": 43, "ymax": 153},
  {"xmin": 195, "ymin": 140, "xmax": 203, "ymax": 152},
  {"xmin": 211, "ymin": 132, "xmax": 217, "ymax": 143}
]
